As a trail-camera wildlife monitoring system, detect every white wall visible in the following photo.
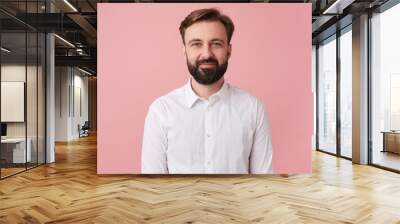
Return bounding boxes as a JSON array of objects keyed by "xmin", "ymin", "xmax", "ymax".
[
  {"xmin": 55, "ymin": 66, "xmax": 70, "ymax": 141},
  {"xmin": 1, "ymin": 66, "xmax": 26, "ymax": 131},
  {"xmin": 55, "ymin": 67, "xmax": 89, "ymax": 141},
  {"xmin": 1, "ymin": 65, "xmax": 42, "ymax": 137},
  {"xmin": 69, "ymin": 72, "xmax": 89, "ymax": 139}
]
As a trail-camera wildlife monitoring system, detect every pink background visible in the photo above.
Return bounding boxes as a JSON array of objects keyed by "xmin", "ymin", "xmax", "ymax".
[{"xmin": 98, "ymin": 3, "xmax": 312, "ymax": 174}]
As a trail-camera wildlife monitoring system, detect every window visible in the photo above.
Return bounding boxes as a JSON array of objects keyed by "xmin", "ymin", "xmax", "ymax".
[
  {"xmin": 371, "ymin": 2, "xmax": 400, "ymax": 171},
  {"xmin": 339, "ymin": 27, "xmax": 352, "ymax": 158},
  {"xmin": 317, "ymin": 35, "xmax": 337, "ymax": 154}
]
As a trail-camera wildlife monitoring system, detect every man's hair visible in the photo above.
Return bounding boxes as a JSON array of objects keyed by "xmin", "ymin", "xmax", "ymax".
[{"xmin": 179, "ymin": 8, "xmax": 235, "ymax": 44}]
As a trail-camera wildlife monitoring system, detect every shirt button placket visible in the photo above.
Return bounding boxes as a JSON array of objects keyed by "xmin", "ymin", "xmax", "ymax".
[{"xmin": 204, "ymin": 103, "xmax": 212, "ymax": 172}]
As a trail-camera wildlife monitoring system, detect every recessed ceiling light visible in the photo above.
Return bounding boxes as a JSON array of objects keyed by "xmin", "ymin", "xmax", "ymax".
[
  {"xmin": 322, "ymin": 0, "xmax": 355, "ymax": 15},
  {"xmin": 54, "ymin": 34, "xmax": 75, "ymax": 48},
  {"xmin": 63, "ymin": 0, "xmax": 78, "ymax": 12},
  {"xmin": 78, "ymin": 67, "xmax": 93, "ymax": 76},
  {"xmin": 1, "ymin": 47, "xmax": 11, "ymax": 53}
]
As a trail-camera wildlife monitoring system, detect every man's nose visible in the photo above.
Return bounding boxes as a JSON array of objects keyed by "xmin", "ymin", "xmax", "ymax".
[{"xmin": 200, "ymin": 45, "xmax": 213, "ymax": 59}]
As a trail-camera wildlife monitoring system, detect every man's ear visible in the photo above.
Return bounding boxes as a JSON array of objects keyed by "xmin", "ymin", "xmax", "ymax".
[{"xmin": 227, "ymin": 44, "xmax": 232, "ymax": 59}]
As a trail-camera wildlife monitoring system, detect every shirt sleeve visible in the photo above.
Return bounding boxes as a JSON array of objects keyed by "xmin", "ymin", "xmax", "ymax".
[
  {"xmin": 249, "ymin": 101, "xmax": 273, "ymax": 174},
  {"xmin": 141, "ymin": 101, "xmax": 168, "ymax": 174}
]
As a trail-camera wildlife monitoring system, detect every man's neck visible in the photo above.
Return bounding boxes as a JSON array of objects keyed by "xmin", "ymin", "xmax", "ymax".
[{"xmin": 191, "ymin": 78, "xmax": 224, "ymax": 100}]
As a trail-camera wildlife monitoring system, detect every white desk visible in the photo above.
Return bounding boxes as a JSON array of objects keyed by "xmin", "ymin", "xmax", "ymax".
[{"xmin": 1, "ymin": 138, "xmax": 32, "ymax": 163}]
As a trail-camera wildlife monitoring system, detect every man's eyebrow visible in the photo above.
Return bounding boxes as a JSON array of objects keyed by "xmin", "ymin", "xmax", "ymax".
[
  {"xmin": 187, "ymin": 38, "xmax": 226, "ymax": 44},
  {"xmin": 211, "ymin": 38, "xmax": 225, "ymax": 43},
  {"xmin": 188, "ymin": 39, "xmax": 202, "ymax": 44}
]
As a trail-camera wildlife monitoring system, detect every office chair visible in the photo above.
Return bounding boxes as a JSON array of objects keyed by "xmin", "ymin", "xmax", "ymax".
[{"xmin": 79, "ymin": 121, "xmax": 90, "ymax": 138}]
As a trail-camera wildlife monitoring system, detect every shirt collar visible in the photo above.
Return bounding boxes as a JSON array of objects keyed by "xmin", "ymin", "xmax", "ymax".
[{"xmin": 184, "ymin": 79, "xmax": 229, "ymax": 108}]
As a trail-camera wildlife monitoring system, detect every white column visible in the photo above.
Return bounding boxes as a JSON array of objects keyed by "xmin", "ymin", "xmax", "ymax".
[
  {"xmin": 46, "ymin": 1, "xmax": 55, "ymax": 163},
  {"xmin": 46, "ymin": 33, "xmax": 55, "ymax": 163},
  {"xmin": 352, "ymin": 14, "xmax": 369, "ymax": 164}
]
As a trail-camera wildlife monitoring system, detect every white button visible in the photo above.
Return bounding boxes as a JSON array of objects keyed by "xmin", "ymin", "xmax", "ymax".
[{"xmin": 206, "ymin": 133, "xmax": 211, "ymax": 138}]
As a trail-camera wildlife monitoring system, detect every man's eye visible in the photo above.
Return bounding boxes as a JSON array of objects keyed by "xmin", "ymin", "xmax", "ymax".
[
  {"xmin": 212, "ymin": 42, "xmax": 222, "ymax": 47},
  {"xmin": 191, "ymin": 43, "xmax": 201, "ymax": 47}
]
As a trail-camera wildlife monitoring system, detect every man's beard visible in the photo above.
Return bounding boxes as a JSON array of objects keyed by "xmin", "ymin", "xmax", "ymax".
[{"xmin": 187, "ymin": 58, "xmax": 228, "ymax": 85}]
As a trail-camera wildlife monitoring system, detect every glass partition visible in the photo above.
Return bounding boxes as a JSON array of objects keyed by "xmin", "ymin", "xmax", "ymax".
[
  {"xmin": 371, "ymin": 3, "xmax": 400, "ymax": 171},
  {"xmin": 317, "ymin": 35, "xmax": 337, "ymax": 155},
  {"xmin": 0, "ymin": 1, "xmax": 46, "ymax": 179},
  {"xmin": 339, "ymin": 27, "xmax": 352, "ymax": 158},
  {"xmin": 27, "ymin": 31, "xmax": 38, "ymax": 169},
  {"xmin": 0, "ymin": 31, "xmax": 28, "ymax": 177}
]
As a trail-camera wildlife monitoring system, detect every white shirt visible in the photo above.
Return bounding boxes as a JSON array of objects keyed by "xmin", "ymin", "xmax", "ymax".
[{"xmin": 141, "ymin": 80, "xmax": 273, "ymax": 174}]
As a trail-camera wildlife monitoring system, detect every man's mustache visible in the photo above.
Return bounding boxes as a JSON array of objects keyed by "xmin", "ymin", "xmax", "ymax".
[{"xmin": 196, "ymin": 58, "xmax": 219, "ymax": 67}]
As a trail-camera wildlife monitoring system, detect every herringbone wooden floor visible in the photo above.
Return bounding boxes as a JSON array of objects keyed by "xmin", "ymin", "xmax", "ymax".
[{"xmin": 1, "ymin": 134, "xmax": 400, "ymax": 224}]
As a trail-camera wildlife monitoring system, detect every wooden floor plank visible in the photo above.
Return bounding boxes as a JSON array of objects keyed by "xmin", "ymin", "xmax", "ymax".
[{"xmin": 0, "ymin": 134, "xmax": 400, "ymax": 223}]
